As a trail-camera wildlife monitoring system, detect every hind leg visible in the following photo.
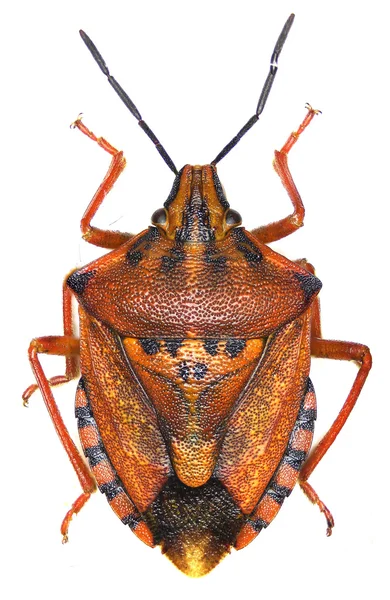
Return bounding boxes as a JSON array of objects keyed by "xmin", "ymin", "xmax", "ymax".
[{"xmin": 297, "ymin": 260, "xmax": 372, "ymax": 535}]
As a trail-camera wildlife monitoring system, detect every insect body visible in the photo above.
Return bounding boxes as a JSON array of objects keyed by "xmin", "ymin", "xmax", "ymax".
[{"xmin": 24, "ymin": 14, "xmax": 371, "ymax": 578}]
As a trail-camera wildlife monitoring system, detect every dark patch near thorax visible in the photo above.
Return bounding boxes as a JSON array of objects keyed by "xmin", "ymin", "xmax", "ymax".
[
  {"xmin": 231, "ymin": 228, "xmax": 263, "ymax": 265},
  {"xmin": 161, "ymin": 245, "xmax": 185, "ymax": 272},
  {"xmin": 67, "ymin": 270, "xmax": 96, "ymax": 295},
  {"xmin": 204, "ymin": 244, "xmax": 227, "ymax": 272},
  {"xmin": 294, "ymin": 272, "xmax": 322, "ymax": 304}
]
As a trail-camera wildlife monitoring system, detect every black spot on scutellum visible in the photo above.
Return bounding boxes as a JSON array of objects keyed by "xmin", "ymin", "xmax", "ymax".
[
  {"xmin": 193, "ymin": 363, "xmax": 208, "ymax": 380},
  {"xmin": 204, "ymin": 339, "xmax": 219, "ymax": 356},
  {"xmin": 67, "ymin": 269, "xmax": 96, "ymax": 295},
  {"xmin": 140, "ymin": 339, "xmax": 160, "ymax": 355},
  {"xmin": 225, "ymin": 339, "xmax": 246, "ymax": 358},
  {"xmin": 178, "ymin": 362, "xmax": 190, "ymax": 382},
  {"xmin": 165, "ymin": 339, "xmax": 183, "ymax": 357}
]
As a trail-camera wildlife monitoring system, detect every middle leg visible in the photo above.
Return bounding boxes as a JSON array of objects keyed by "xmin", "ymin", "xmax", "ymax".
[{"xmin": 296, "ymin": 260, "xmax": 372, "ymax": 535}]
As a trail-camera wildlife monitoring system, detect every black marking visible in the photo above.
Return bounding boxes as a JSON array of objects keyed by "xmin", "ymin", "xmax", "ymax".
[
  {"xmin": 165, "ymin": 339, "xmax": 183, "ymax": 358},
  {"xmin": 75, "ymin": 405, "xmax": 92, "ymax": 419},
  {"xmin": 297, "ymin": 418, "xmax": 315, "ymax": 432},
  {"xmin": 125, "ymin": 230, "xmax": 157, "ymax": 261},
  {"xmin": 161, "ymin": 256, "xmax": 177, "ymax": 271},
  {"xmin": 211, "ymin": 169, "xmax": 230, "ymax": 209},
  {"xmin": 99, "ymin": 481, "xmax": 121, "ymax": 502},
  {"xmin": 147, "ymin": 226, "xmax": 160, "ymax": 241},
  {"xmin": 231, "ymin": 228, "xmax": 263, "ymax": 265},
  {"xmin": 299, "ymin": 407, "xmax": 317, "ymax": 423},
  {"xmin": 127, "ymin": 250, "xmax": 143, "ymax": 266},
  {"xmin": 176, "ymin": 193, "xmax": 215, "ymax": 243},
  {"xmin": 140, "ymin": 338, "xmax": 160, "ymax": 355},
  {"xmin": 283, "ymin": 449, "xmax": 307, "ymax": 471},
  {"xmin": 225, "ymin": 338, "xmax": 246, "ymax": 358},
  {"xmin": 251, "ymin": 518, "xmax": 269, "ymax": 532},
  {"xmin": 161, "ymin": 245, "xmax": 185, "ymax": 272},
  {"xmin": 77, "ymin": 377, "xmax": 86, "ymax": 391},
  {"xmin": 297, "ymin": 407, "xmax": 317, "ymax": 432},
  {"xmin": 129, "ymin": 231, "xmax": 149, "ymax": 250},
  {"xmin": 143, "ymin": 476, "xmax": 244, "ymax": 575},
  {"xmin": 76, "ymin": 383, "xmax": 145, "ymax": 529},
  {"xmin": 273, "ymin": 483, "xmax": 292, "ymax": 498},
  {"xmin": 122, "ymin": 513, "xmax": 141, "ymax": 529},
  {"xmin": 253, "ymin": 380, "xmax": 316, "ymax": 522},
  {"xmin": 237, "ymin": 245, "xmax": 263, "ymax": 263},
  {"xmin": 295, "ymin": 272, "xmax": 322, "ymax": 304},
  {"xmin": 306, "ymin": 378, "xmax": 315, "ymax": 394},
  {"xmin": 178, "ymin": 361, "xmax": 190, "ymax": 382},
  {"xmin": 66, "ymin": 270, "xmax": 95, "ymax": 295},
  {"xmin": 77, "ymin": 417, "xmax": 93, "ymax": 429},
  {"xmin": 205, "ymin": 246, "xmax": 227, "ymax": 272},
  {"xmin": 267, "ymin": 484, "xmax": 292, "ymax": 505},
  {"xmin": 193, "ymin": 363, "xmax": 208, "ymax": 380},
  {"xmin": 164, "ymin": 167, "xmax": 185, "ymax": 208},
  {"xmin": 204, "ymin": 339, "xmax": 219, "ymax": 356},
  {"xmin": 84, "ymin": 444, "xmax": 106, "ymax": 468}
]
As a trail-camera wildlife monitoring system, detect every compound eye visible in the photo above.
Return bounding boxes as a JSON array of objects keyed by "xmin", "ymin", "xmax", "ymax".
[
  {"xmin": 151, "ymin": 208, "xmax": 167, "ymax": 226},
  {"xmin": 225, "ymin": 209, "xmax": 242, "ymax": 226}
]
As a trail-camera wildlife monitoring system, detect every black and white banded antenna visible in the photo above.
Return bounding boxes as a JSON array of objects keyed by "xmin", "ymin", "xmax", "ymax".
[
  {"xmin": 211, "ymin": 13, "xmax": 295, "ymax": 166},
  {"xmin": 79, "ymin": 29, "xmax": 178, "ymax": 175}
]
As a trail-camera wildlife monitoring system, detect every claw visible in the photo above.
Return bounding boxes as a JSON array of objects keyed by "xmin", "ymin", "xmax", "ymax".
[
  {"xmin": 22, "ymin": 383, "xmax": 38, "ymax": 406},
  {"xmin": 305, "ymin": 102, "xmax": 322, "ymax": 115},
  {"xmin": 70, "ymin": 112, "xmax": 84, "ymax": 129}
]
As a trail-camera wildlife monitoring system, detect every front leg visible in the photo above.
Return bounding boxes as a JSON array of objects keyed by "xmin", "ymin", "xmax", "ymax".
[
  {"xmin": 251, "ymin": 105, "xmax": 320, "ymax": 244},
  {"xmin": 72, "ymin": 116, "xmax": 133, "ymax": 249}
]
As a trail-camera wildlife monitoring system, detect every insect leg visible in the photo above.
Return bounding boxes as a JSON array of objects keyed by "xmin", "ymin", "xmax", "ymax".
[
  {"xmin": 297, "ymin": 262, "xmax": 372, "ymax": 535},
  {"xmin": 71, "ymin": 116, "xmax": 133, "ymax": 249},
  {"xmin": 251, "ymin": 105, "xmax": 320, "ymax": 244},
  {"xmin": 23, "ymin": 282, "xmax": 79, "ymax": 405},
  {"xmin": 23, "ymin": 332, "xmax": 97, "ymax": 541}
]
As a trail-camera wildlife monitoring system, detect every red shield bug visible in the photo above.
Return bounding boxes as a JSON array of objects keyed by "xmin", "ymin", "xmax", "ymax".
[{"xmin": 23, "ymin": 13, "xmax": 371, "ymax": 577}]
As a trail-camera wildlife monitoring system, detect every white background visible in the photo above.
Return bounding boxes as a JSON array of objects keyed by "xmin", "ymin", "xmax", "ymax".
[{"xmin": 1, "ymin": 1, "xmax": 388, "ymax": 599}]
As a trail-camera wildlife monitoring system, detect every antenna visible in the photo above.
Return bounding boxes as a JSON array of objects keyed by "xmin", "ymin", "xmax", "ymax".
[
  {"xmin": 211, "ymin": 13, "xmax": 295, "ymax": 166},
  {"xmin": 79, "ymin": 30, "xmax": 178, "ymax": 175}
]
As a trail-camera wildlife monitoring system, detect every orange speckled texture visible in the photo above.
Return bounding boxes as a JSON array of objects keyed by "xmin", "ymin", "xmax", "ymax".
[
  {"xmin": 123, "ymin": 337, "xmax": 265, "ymax": 487},
  {"xmin": 71, "ymin": 226, "xmax": 319, "ymax": 339},
  {"xmin": 216, "ymin": 312, "xmax": 311, "ymax": 513},
  {"xmin": 79, "ymin": 310, "xmax": 171, "ymax": 513}
]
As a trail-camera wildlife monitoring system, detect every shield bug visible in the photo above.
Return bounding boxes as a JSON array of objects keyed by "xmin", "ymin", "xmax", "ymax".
[{"xmin": 23, "ymin": 14, "xmax": 371, "ymax": 577}]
